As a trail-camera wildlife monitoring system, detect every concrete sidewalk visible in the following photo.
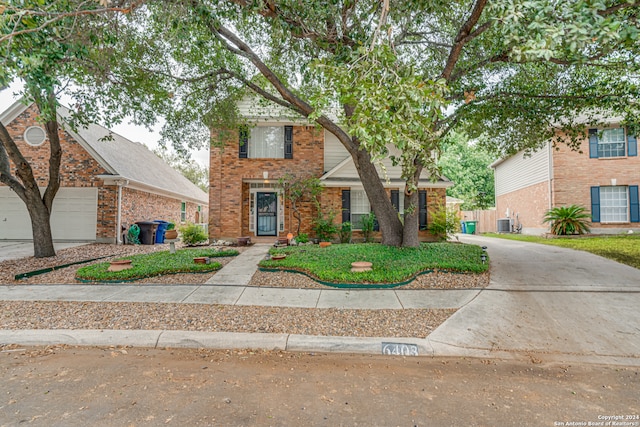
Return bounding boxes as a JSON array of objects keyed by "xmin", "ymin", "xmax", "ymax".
[{"xmin": 0, "ymin": 284, "xmax": 479, "ymax": 310}]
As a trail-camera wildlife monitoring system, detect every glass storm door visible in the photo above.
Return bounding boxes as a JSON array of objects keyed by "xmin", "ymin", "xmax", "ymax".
[{"xmin": 256, "ymin": 192, "xmax": 278, "ymax": 236}]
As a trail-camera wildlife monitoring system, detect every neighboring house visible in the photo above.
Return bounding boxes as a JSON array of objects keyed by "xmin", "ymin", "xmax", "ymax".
[
  {"xmin": 446, "ymin": 196, "xmax": 464, "ymax": 219},
  {"xmin": 0, "ymin": 101, "xmax": 208, "ymax": 243},
  {"xmin": 209, "ymin": 98, "xmax": 452, "ymax": 242},
  {"xmin": 492, "ymin": 124, "xmax": 639, "ymax": 235}
]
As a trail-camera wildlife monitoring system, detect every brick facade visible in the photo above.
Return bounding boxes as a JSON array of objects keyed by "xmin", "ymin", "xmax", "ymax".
[
  {"xmin": 2, "ymin": 105, "xmax": 207, "ymax": 243},
  {"xmin": 552, "ymin": 135, "xmax": 640, "ymax": 232},
  {"xmin": 495, "ymin": 181, "xmax": 550, "ymax": 234},
  {"xmin": 209, "ymin": 123, "xmax": 445, "ymax": 242},
  {"xmin": 209, "ymin": 126, "xmax": 325, "ymax": 240},
  {"xmin": 495, "ymin": 129, "xmax": 640, "ymax": 234}
]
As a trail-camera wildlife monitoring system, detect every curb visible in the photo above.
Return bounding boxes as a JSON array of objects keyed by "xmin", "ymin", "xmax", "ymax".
[
  {"xmin": 2, "ymin": 329, "xmax": 640, "ymax": 366},
  {"xmin": 0, "ymin": 329, "xmax": 428, "ymax": 356}
]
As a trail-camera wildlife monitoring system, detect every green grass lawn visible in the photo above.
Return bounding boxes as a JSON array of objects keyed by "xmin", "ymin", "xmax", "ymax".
[
  {"xmin": 259, "ymin": 242, "xmax": 488, "ymax": 284},
  {"xmin": 76, "ymin": 248, "xmax": 239, "ymax": 282},
  {"xmin": 484, "ymin": 233, "xmax": 640, "ymax": 269}
]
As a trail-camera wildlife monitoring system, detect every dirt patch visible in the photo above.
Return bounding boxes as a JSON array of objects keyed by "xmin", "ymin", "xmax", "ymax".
[{"xmin": 1, "ymin": 346, "xmax": 638, "ymax": 426}]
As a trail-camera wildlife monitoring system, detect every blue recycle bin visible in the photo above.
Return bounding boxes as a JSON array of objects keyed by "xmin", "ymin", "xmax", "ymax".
[
  {"xmin": 154, "ymin": 220, "xmax": 169, "ymax": 244},
  {"xmin": 460, "ymin": 221, "xmax": 466, "ymax": 234}
]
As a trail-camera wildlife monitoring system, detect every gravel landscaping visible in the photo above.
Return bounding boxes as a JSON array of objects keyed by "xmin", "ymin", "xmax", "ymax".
[{"xmin": 0, "ymin": 243, "xmax": 488, "ymax": 338}]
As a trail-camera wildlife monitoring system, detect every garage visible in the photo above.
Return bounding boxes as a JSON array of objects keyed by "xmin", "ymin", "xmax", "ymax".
[{"xmin": 0, "ymin": 187, "xmax": 98, "ymax": 241}]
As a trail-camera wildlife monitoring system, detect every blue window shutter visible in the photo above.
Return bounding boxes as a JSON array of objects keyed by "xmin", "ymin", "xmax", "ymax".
[
  {"xmin": 391, "ymin": 190, "xmax": 400, "ymax": 212},
  {"xmin": 284, "ymin": 126, "xmax": 293, "ymax": 159},
  {"xmin": 591, "ymin": 186, "xmax": 600, "ymax": 223},
  {"xmin": 341, "ymin": 190, "xmax": 350, "ymax": 223},
  {"xmin": 630, "ymin": 185, "xmax": 639, "ymax": 223},
  {"xmin": 627, "ymin": 129, "xmax": 637, "ymax": 157},
  {"xmin": 238, "ymin": 127, "xmax": 248, "ymax": 158},
  {"xmin": 419, "ymin": 190, "xmax": 428, "ymax": 229},
  {"xmin": 588, "ymin": 129, "xmax": 599, "ymax": 158}
]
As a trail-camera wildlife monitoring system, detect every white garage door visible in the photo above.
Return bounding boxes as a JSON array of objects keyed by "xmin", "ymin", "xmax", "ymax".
[{"xmin": 0, "ymin": 187, "xmax": 98, "ymax": 240}]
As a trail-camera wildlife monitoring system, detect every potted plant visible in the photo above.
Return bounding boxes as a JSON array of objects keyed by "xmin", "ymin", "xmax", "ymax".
[{"xmin": 165, "ymin": 222, "xmax": 178, "ymax": 240}]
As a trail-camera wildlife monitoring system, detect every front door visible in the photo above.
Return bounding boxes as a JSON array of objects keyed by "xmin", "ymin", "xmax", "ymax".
[{"xmin": 256, "ymin": 192, "xmax": 278, "ymax": 236}]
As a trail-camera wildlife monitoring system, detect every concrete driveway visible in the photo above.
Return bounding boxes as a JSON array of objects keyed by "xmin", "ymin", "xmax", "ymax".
[
  {"xmin": 0, "ymin": 241, "xmax": 89, "ymax": 262},
  {"xmin": 427, "ymin": 234, "xmax": 640, "ymax": 365}
]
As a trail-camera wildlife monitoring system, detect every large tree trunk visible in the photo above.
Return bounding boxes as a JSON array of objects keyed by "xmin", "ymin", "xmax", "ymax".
[
  {"xmin": 351, "ymin": 148, "xmax": 404, "ymax": 246},
  {"xmin": 402, "ymin": 191, "xmax": 421, "ymax": 248},
  {"xmin": 26, "ymin": 193, "xmax": 56, "ymax": 258},
  {"xmin": 401, "ymin": 164, "xmax": 424, "ymax": 248}
]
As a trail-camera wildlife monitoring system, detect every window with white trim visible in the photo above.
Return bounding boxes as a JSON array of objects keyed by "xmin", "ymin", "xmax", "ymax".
[
  {"xmin": 600, "ymin": 186, "xmax": 627, "ymax": 222},
  {"xmin": 24, "ymin": 126, "xmax": 46, "ymax": 146},
  {"xmin": 350, "ymin": 189, "xmax": 370, "ymax": 229},
  {"xmin": 180, "ymin": 202, "xmax": 186, "ymax": 222},
  {"xmin": 249, "ymin": 127, "xmax": 284, "ymax": 158},
  {"xmin": 598, "ymin": 128, "xmax": 626, "ymax": 158}
]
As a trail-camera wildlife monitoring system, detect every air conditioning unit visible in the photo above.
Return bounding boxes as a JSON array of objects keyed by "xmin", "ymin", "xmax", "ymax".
[{"xmin": 497, "ymin": 218, "xmax": 511, "ymax": 233}]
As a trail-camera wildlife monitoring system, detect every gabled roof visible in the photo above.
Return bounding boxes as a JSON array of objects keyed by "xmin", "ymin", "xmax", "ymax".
[
  {"xmin": 320, "ymin": 150, "xmax": 453, "ymax": 188},
  {"xmin": 1, "ymin": 100, "xmax": 208, "ymax": 205}
]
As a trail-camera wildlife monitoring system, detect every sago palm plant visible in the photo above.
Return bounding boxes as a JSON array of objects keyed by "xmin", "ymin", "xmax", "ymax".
[{"xmin": 543, "ymin": 205, "xmax": 591, "ymax": 235}]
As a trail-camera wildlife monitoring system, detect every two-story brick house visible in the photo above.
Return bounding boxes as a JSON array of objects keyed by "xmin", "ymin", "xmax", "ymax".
[
  {"xmin": 1, "ymin": 100, "xmax": 208, "ymax": 242},
  {"xmin": 492, "ymin": 125, "xmax": 639, "ymax": 234},
  {"xmin": 209, "ymin": 101, "xmax": 452, "ymax": 242}
]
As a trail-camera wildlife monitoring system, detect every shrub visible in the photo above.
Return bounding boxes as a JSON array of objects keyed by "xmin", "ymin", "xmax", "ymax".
[
  {"xmin": 312, "ymin": 210, "xmax": 338, "ymax": 242},
  {"xmin": 295, "ymin": 233, "xmax": 309, "ymax": 244},
  {"xmin": 428, "ymin": 203, "xmax": 461, "ymax": 241},
  {"xmin": 360, "ymin": 212, "xmax": 376, "ymax": 243},
  {"xmin": 179, "ymin": 222, "xmax": 208, "ymax": 245},
  {"xmin": 543, "ymin": 205, "xmax": 591, "ymax": 235},
  {"xmin": 339, "ymin": 221, "xmax": 352, "ymax": 243}
]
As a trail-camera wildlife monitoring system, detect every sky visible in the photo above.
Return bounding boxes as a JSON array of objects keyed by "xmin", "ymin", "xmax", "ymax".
[{"xmin": 0, "ymin": 80, "xmax": 210, "ymax": 167}]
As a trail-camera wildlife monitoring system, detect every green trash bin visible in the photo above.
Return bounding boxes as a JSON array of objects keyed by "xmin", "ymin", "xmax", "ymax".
[{"xmin": 465, "ymin": 220, "xmax": 478, "ymax": 235}]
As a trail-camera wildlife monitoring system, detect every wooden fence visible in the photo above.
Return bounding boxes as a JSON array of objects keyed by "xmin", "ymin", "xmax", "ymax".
[{"xmin": 460, "ymin": 209, "xmax": 497, "ymax": 233}]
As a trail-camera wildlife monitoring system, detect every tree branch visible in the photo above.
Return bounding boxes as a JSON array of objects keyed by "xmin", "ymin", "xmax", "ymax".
[
  {"xmin": 41, "ymin": 90, "xmax": 62, "ymax": 212},
  {"xmin": 598, "ymin": 1, "xmax": 640, "ymax": 16},
  {"xmin": 0, "ymin": 3, "xmax": 141, "ymax": 43},
  {"xmin": 211, "ymin": 23, "xmax": 357, "ymax": 152},
  {"xmin": 440, "ymin": 0, "xmax": 489, "ymax": 81},
  {"xmin": 0, "ymin": 117, "xmax": 30, "ymax": 203}
]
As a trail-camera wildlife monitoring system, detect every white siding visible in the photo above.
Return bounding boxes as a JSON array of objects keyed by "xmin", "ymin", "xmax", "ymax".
[
  {"xmin": 324, "ymin": 130, "xmax": 350, "ymax": 171},
  {"xmin": 237, "ymin": 96, "xmax": 304, "ymax": 123},
  {"xmin": 494, "ymin": 144, "xmax": 551, "ymax": 196}
]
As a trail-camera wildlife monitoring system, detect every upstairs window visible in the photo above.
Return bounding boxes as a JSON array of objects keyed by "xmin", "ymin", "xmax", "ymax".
[
  {"xmin": 589, "ymin": 127, "xmax": 637, "ymax": 159},
  {"xmin": 239, "ymin": 126, "xmax": 293, "ymax": 159},
  {"xmin": 598, "ymin": 128, "xmax": 625, "ymax": 158}
]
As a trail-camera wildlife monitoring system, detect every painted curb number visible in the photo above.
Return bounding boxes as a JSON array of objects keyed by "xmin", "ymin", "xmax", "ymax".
[{"xmin": 382, "ymin": 342, "xmax": 419, "ymax": 356}]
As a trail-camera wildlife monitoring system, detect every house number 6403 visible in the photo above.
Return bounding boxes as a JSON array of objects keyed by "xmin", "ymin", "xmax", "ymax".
[{"xmin": 382, "ymin": 343, "xmax": 419, "ymax": 356}]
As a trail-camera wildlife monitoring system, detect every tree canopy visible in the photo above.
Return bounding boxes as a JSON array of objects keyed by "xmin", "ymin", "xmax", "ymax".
[
  {"xmin": 3, "ymin": 0, "xmax": 639, "ymax": 247},
  {"xmin": 438, "ymin": 132, "xmax": 495, "ymax": 210}
]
